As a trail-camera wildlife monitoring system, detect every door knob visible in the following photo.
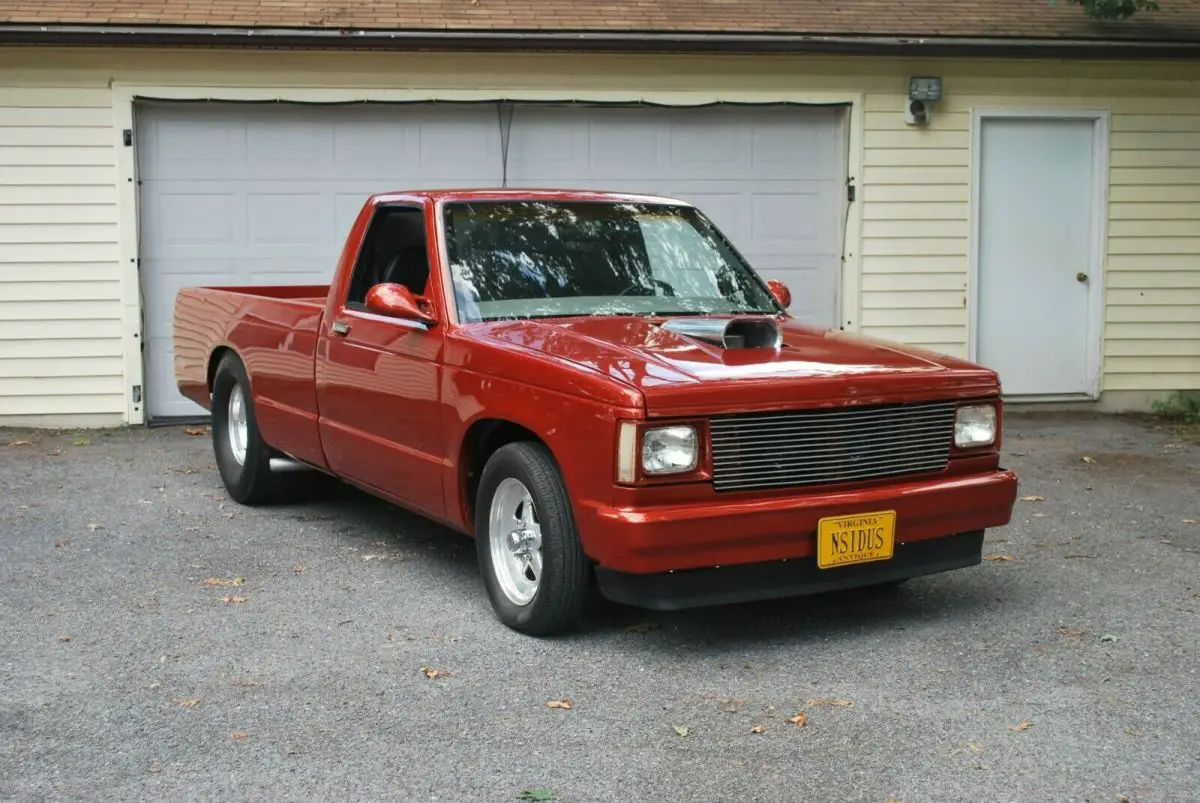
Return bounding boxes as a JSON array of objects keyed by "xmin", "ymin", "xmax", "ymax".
[{"xmin": 1076, "ymin": 272, "xmax": 1088, "ymax": 283}]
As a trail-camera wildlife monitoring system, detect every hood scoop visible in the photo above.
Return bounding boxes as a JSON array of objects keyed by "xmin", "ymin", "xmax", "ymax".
[{"xmin": 659, "ymin": 316, "xmax": 783, "ymax": 350}]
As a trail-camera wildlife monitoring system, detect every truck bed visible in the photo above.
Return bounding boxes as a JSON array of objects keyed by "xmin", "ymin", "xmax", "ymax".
[{"xmin": 173, "ymin": 284, "xmax": 331, "ymax": 468}]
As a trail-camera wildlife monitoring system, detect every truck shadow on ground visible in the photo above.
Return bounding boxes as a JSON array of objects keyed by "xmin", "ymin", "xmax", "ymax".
[{"xmin": 279, "ymin": 479, "xmax": 1016, "ymax": 648}]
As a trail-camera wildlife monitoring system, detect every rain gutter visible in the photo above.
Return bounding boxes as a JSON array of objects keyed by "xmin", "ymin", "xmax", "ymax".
[{"xmin": 1, "ymin": 24, "xmax": 1199, "ymax": 59}]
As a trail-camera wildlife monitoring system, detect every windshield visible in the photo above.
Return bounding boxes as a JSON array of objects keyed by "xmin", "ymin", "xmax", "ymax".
[{"xmin": 441, "ymin": 200, "xmax": 780, "ymax": 323}]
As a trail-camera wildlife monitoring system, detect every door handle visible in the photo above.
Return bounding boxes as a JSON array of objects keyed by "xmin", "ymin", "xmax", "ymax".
[
  {"xmin": 331, "ymin": 321, "xmax": 351, "ymax": 337},
  {"xmin": 1076, "ymin": 272, "xmax": 1089, "ymax": 283}
]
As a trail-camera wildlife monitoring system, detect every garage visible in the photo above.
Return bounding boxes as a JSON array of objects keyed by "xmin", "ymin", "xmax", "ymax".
[{"xmin": 135, "ymin": 101, "xmax": 848, "ymax": 420}]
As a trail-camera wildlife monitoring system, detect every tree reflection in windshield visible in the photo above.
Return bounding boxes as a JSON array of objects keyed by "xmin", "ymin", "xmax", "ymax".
[{"xmin": 441, "ymin": 200, "xmax": 780, "ymax": 323}]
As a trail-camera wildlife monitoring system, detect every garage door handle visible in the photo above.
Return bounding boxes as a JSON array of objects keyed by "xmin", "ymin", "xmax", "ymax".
[{"xmin": 331, "ymin": 321, "xmax": 351, "ymax": 337}]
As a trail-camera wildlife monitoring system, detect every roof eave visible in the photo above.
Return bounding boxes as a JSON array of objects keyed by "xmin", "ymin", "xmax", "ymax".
[{"xmin": 1, "ymin": 24, "xmax": 1199, "ymax": 59}]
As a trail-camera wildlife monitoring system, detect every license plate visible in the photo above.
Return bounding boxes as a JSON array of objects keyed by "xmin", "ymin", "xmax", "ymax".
[{"xmin": 816, "ymin": 510, "xmax": 896, "ymax": 569}]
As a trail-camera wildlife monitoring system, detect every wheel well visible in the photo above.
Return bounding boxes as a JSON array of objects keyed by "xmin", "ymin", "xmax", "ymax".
[
  {"xmin": 206, "ymin": 346, "xmax": 235, "ymax": 393},
  {"xmin": 460, "ymin": 419, "xmax": 545, "ymax": 525}
]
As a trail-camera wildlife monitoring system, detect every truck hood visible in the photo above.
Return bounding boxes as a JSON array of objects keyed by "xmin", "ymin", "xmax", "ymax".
[{"xmin": 471, "ymin": 315, "xmax": 999, "ymax": 415}]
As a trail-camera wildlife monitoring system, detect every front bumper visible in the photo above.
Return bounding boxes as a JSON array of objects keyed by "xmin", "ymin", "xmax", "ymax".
[
  {"xmin": 595, "ymin": 530, "xmax": 985, "ymax": 610},
  {"xmin": 585, "ymin": 468, "xmax": 1018, "ymax": 576}
]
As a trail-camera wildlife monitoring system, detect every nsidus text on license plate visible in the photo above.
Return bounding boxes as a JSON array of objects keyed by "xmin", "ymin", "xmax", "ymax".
[{"xmin": 816, "ymin": 510, "xmax": 896, "ymax": 569}]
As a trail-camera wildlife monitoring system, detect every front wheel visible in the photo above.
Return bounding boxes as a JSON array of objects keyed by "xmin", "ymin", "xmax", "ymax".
[{"xmin": 475, "ymin": 442, "xmax": 589, "ymax": 636}]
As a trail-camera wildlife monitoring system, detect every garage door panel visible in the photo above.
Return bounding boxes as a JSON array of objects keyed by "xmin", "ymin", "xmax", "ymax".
[
  {"xmin": 246, "ymin": 192, "xmax": 331, "ymax": 247},
  {"xmin": 138, "ymin": 101, "xmax": 844, "ymax": 419},
  {"xmin": 144, "ymin": 192, "xmax": 241, "ymax": 249},
  {"xmin": 246, "ymin": 120, "xmax": 325, "ymax": 167},
  {"xmin": 750, "ymin": 190, "xmax": 840, "ymax": 252},
  {"xmin": 669, "ymin": 121, "xmax": 748, "ymax": 170},
  {"xmin": 144, "ymin": 336, "xmax": 207, "ymax": 418},
  {"xmin": 147, "ymin": 117, "xmax": 246, "ymax": 178},
  {"xmin": 751, "ymin": 113, "xmax": 842, "ymax": 178}
]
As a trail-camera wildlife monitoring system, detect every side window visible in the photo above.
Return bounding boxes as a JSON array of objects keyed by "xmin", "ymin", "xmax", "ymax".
[{"xmin": 345, "ymin": 206, "xmax": 431, "ymax": 308}]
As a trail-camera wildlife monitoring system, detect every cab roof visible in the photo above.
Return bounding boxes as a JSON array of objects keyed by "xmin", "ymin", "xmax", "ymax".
[{"xmin": 368, "ymin": 188, "xmax": 694, "ymax": 207}]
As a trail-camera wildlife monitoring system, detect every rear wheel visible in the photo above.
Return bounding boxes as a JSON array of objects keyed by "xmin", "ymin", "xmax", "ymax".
[
  {"xmin": 475, "ymin": 442, "xmax": 589, "ymax": 636},
  {"xmin": 211, "ymin": 354, "xmax": 315, "ymax": 505}
]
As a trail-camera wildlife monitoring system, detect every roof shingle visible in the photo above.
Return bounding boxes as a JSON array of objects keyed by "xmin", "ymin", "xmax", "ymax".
[{"xmin": 3, "ymin": 0, "xmax": 1200, "ymax": 42}]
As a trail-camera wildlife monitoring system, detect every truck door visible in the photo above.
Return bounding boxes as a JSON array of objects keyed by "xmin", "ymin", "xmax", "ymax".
[{"xmin": 315, "ymin": 203, "xmax": 446, "ymax": 520}]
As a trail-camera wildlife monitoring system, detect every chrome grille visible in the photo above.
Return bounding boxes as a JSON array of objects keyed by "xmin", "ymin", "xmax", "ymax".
[{"xmin": 709, "ymin": 400, "xmax": 956, "ymax": 492}]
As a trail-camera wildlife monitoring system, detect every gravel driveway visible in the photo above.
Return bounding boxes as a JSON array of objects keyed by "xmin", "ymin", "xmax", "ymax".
[{"xmin": 1, "ymin": 412, "xmax": 1197, "ymax": 802}]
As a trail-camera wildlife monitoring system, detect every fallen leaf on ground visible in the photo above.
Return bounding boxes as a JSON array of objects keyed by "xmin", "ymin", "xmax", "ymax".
[
  {"xmin": 1081, "ymin": 455, "xmax": 1096, "ymax": 463},
  {"xmin": 546, "ymin": 699, "xmax": 573, "ymax": 710},
  {"xmin": 218, "ymin": 595, "xmax": 247, "ymax": 604},
  {"xmin": 420, "ymin": 667, "xmax": 449, "ymax": 679},
  {"xmin": 788, "ymin": 712, "xmax": 808, "ymax": 727},
  {"xmin": 173, "ymin": 698, "xmax": 200, "ymax": 708},
  {"xmin": 673, "ymin": 725, "xmax": 690, "ymax": 737},
  {"xmin": 624, "ymin": 622, "xmax": 659, "ymax": 634},
  {"xmin": 184, "ymin": 427, "xmax": 209, "ymax": 436},
  {"xmin": 1019, "ymin": 495, "xmax": 1045, "ymax": 502},
  {"xmin": 202, "ymin": 577, "xmax": 244, "ymax": 586},
  {"xmin": 805, "ymin": 698, "xmax": 852, "ymax": 707},
  {"xmin": 516, "ymin": 790, "xmax": 556, "ymax": 802},
  {"xmin": 232, "ymin": 677, "xmax": 264, "ymax": 687},
  {"xmin": 1010, "ymin": 721, "xmax": 1033, "ymax": 732},
  {"xmin": 750, "ymin": 725, "xmax": 765, "ymax": 734},
  {"xmin": 293, "ymin": 565, "xmax": 308, "ymax": 573},
  {"xmin": 1100, "ymin": 634, "xmax": 1120, "ymax": 643},
  {"xmin": 984, "ymin": 554, "xmax": 1015, "ymax": 562},
  {"xmin": 230, "ymin": 731, "xmax": 250, "ymax": 740}
]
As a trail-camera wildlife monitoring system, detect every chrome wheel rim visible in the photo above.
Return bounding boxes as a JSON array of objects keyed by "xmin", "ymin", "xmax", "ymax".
[
  {"xmin": 488, "ymin": 478, "xmax": 543, "ymax": 606},
  {"xmin": 227, "ymin": 383, "xmax": 249, "ymax": 466}
]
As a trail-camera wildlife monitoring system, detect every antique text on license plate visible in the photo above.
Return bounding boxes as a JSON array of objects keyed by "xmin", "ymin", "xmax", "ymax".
[{"xmin": 816, "ymin": 510, "xmax": 896, "ymax": 569}]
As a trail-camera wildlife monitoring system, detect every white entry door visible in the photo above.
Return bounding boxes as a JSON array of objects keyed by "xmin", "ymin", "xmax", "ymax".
[{"xmin": 975, "ymin": 115, "xmax": 1102, "ymax": 397}]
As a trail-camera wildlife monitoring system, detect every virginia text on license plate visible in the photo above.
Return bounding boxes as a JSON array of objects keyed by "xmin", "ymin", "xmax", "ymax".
[{"xmin": 816, "ymin": 510, "xmax": 896, "ymax": 569}]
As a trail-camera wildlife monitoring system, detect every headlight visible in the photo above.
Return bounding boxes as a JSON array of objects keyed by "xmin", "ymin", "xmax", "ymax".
[
  {"xmin": 954, "ymin": 404, "xmax": 997, "ymax": 448},
  {"xmin": 641, "ymin": 425, "xmax": 698, "ymax": 475}
]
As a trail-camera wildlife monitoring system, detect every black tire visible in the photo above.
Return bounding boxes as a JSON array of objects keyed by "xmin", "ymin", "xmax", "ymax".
[
  {"xmin": 475, "ymin": 441, "xmax": 590, "ymax": 636},
  {"xmin": 210, "ymin": 353, "xmax": 289, "ymax": 505}
]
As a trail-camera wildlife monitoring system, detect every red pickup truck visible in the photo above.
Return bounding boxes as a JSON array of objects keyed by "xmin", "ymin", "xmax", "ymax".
[{"xmin": 174, "ymin": 189, "xmax": 1018, "ymax": 635}]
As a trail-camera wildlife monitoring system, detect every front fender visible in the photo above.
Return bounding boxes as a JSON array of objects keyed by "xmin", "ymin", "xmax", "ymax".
[{"xmin": 442, "ymin": 365, "xmax": 641, "ymax": 554}]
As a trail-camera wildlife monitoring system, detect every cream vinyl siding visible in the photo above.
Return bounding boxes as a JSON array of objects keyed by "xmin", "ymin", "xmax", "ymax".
[
  {"xmin": 1104, "ymin": 111, "xmax": 1200, "ymax": 391},
  {"xmin": 0, "ymin": 47, "xmax": 1198, "ymax": 425},
  {"xmin": 0, "ymin": 86, "xmax": 125, "ymax": 425}
]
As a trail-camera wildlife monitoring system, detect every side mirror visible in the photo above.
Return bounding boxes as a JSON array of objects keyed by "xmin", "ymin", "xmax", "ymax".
[
  {"xmin": 365, "ymin": 283, "xmax": 436, "ymax": 326},
  {"xmin": 767, "ymin": 279, "xmax": 792, "ymax": 309}
]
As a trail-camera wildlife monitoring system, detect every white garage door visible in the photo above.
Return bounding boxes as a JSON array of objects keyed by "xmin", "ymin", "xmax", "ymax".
[{"xmin": 137, "ymin": 101, "xmax": 846, "ymax": 419}]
